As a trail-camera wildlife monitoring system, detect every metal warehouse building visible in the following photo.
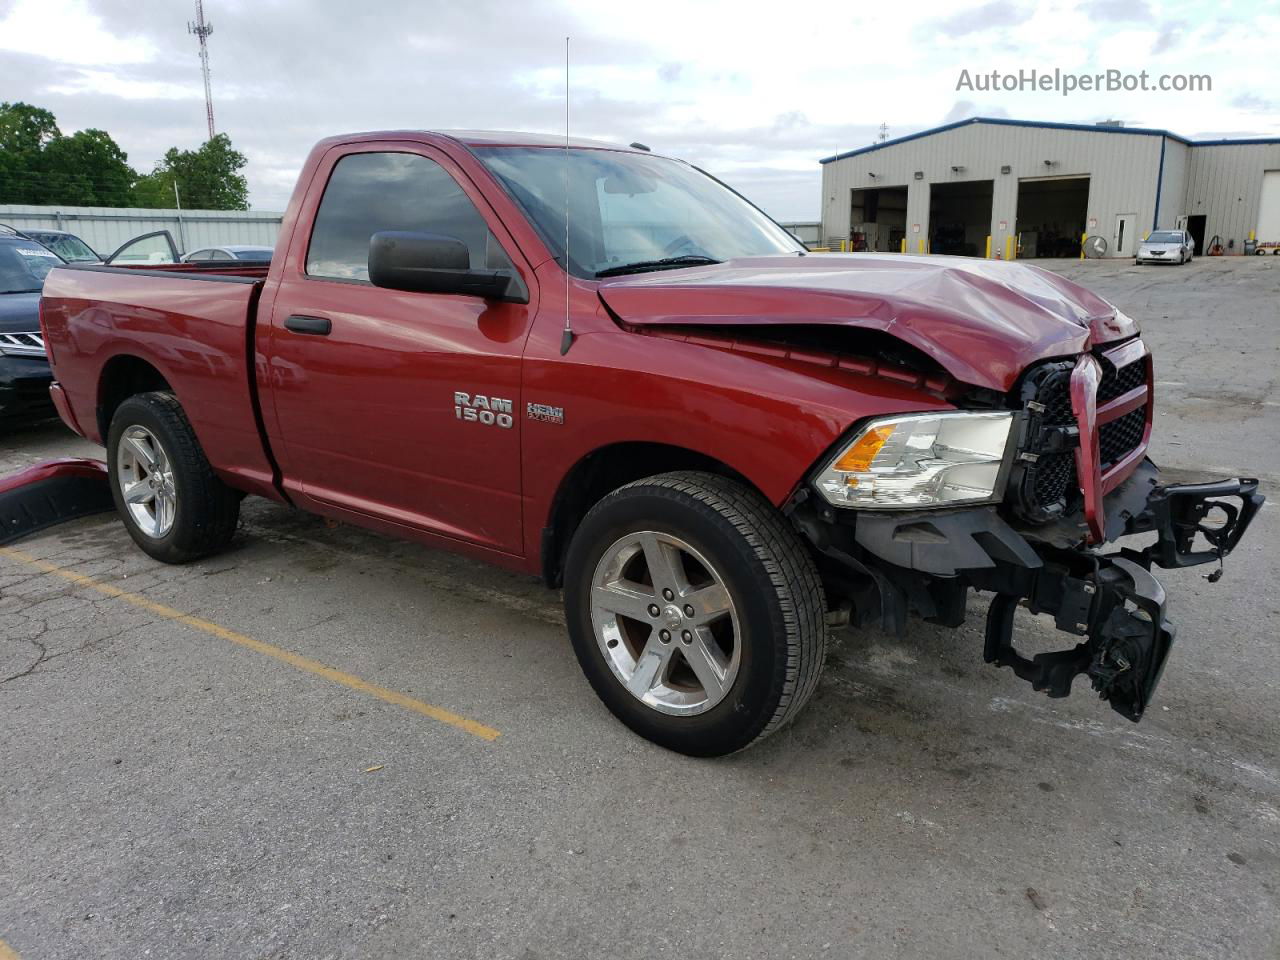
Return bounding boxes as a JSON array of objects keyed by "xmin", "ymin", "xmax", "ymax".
[{"xmin": 820, "ymin": 117, "xmax": 1280, "ymax": 259}]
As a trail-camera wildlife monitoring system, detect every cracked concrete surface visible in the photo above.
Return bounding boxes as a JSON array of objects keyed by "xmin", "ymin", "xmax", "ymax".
[{"xmin": 0, "ymin": 257, "xmax": 1277, "ymax": 959}]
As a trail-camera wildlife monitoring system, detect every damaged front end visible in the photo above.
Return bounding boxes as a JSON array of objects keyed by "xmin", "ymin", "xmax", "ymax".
[
  {"xmin": 977, "ymin": 472, "xmax": 1260, "ymax": 721},
  {"xmin": 790, "ymin": 336, "xmax": 1264, "ymax": 723}
]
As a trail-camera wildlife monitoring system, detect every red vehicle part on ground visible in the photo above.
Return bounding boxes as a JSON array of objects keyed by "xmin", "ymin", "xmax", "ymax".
[{"xmin": 37, "ymin": 130, "xmax": 1262, "ymax": 756}]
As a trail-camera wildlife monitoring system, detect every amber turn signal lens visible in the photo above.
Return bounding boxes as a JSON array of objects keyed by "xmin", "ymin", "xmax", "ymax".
[{"xmin": 832, "ymin": 425, "xmax": 894, "ymax": 473}]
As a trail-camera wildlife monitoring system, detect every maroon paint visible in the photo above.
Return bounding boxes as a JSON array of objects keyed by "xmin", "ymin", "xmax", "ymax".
[
  {"xmin": 599, "ymin": 253, "xmax": 1138, "ymax": 392},
  {"xmin": 0, "ymin": 457, "xmax": 106, "ymax": 496},
  {"xmin": 39, "ymin": 267, "xmax": 282, "ymax": 502},
  {"xmin": 1070, "ymin": 337, "xmax": 1152, "ymax": 544}
]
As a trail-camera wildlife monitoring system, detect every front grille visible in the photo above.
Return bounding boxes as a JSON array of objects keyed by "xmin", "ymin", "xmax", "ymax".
[
  {"xmin": 1014, "ymin": 362, "xmax": 1079, "ymax": 519},
  {"xmin": 1040, "ymin": 379, "xmax": 1075, "ymax": 425},
  {"xmin": 1032, "ymin": 452, "xmax": 1075, "ymax": 505},
  {"xmin": 1100, "ymin": 405, "xmax": 1146, "ymax": 466},
  {"xmin": 0, "ymin": 331, "xmax": 46, "ymax": 357},
  {"xmin": 1013, "ymin": 348, "xmax": 1150, "ymax": 524},
  {"xmin": 1098, "ymin": 357, "xmax": 1145, "ymax": 403}
]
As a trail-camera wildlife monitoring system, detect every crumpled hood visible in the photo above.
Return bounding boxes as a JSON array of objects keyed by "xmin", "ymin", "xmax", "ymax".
[
  {"xmin": 0, "ymin": 292, "xmax": 41, "ymax": 334},
  {"xmin": 597, "ymin": 253, "xmax": 1137, "ymax": 391}
]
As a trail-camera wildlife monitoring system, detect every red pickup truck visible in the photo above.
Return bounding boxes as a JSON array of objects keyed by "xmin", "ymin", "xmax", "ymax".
[{"xmin": 40, "ymin": 131, "xmax": 1261, "ymax": 756}]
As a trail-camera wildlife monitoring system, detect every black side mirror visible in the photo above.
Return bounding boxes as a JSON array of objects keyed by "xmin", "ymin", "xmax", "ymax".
[{"xmin": 368, "ymin": 231, "xmax": 526, "ymax": 302}]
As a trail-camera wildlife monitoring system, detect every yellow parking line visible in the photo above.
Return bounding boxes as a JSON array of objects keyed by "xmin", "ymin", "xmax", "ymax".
[
  {"xmin": 0, "ymin": 937, "xmax": 20, "ymax": 960},
  {"xmin": 0, "ymin": 546, "xmax": 501, "ymax": 742}
]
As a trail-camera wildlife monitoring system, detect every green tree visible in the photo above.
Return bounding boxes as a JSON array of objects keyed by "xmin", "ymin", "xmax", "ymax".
[
  {"xmin": 0, "ymin": 102, "xmax": 61, "ymax": 203},
  {"xmin": 38, "ymin": 129, "xmax": 136, "ymax": 206},
  {"xmin": 133, "ymin": 134, "xmax": 249, "ymax": 210}
]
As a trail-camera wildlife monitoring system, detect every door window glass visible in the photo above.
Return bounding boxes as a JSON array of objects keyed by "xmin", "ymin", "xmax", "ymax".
[{"xmin": 306, "ymin": 151, "xmax": 510, "ymax": 281}]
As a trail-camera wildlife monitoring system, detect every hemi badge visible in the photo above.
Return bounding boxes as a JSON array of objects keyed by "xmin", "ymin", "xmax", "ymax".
[{"xmin": 527, "ymin": 402, "xmax": 565, "ymax": 425}]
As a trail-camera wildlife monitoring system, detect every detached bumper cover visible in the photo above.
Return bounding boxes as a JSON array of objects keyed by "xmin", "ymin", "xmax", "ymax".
[{"xmin": 0, "ymin": 459, "xmax": 113, "ymax": 546}]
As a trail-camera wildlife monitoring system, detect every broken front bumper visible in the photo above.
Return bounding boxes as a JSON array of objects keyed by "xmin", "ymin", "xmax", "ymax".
[{"xmin": 795, "ymin": 462, "xmax": 1263, "ymax": 722}]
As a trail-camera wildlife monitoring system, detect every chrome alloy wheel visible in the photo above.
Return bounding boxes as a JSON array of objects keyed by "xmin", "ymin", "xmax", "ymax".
[
  {"xmin": 116, "ymin": 425, "xmax": 177, "ymax": 539},
  {"xmin": 590, "ymin": 531, "xmax": 741, "ymax": 716}
]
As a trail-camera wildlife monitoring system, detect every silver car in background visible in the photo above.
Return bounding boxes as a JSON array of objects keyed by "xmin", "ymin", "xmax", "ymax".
[
  {"xmin": 1136, "ymin": 229, "xmax": 1195, "ymax": 265},
  {"xmin": 181, "ymin": 244, "xmax": 274, "ymax": 263}
]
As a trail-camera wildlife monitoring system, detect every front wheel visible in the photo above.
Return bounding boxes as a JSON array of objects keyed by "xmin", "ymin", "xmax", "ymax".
[
  {"xmin": 107, "ymin": 392, "xmax": 240, "ymax": 564},
  {"xmin": 563, "ymin": 471, "xmax": 827, "ymax": 756}
]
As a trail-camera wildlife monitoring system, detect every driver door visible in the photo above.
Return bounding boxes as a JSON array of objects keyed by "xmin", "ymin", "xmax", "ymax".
[{"xmin": 262, "ymin": 143, "xmax": 536, "ymax": 556}]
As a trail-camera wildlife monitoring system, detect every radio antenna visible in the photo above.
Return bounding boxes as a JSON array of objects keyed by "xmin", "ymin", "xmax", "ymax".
[{"xmin": 559, "ymin": 35, "xmax": 575, "ymax": 356}]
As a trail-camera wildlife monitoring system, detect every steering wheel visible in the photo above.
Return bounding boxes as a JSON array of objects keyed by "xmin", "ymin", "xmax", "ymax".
[{"xmin": 662, "ymin": 234, "xmax": 697, "ymax": 257}]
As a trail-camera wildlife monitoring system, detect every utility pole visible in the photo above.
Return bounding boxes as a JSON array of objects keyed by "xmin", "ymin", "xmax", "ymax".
[
  {"xmin": 878, "ymin": 122, "xmax": 889, "ymax": 143},
  {"xmin": 189, "ymin": 0, "xmax": 215, "ymax": 141}
]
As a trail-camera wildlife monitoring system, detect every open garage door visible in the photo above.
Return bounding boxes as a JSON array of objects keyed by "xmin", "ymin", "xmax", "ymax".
[
  {"xmin": 849, "ymin": 186, "xmax": 908, "ymax": 252},
  {"xmin": 1016, "ymin": 176, "xmax": 1089, "ymax": 258},
  {"xmin": 929, "ymin": 180, "xmax": 993, "ymax": 257}
]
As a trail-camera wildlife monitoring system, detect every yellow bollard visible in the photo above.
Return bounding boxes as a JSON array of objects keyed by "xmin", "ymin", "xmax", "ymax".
[
  {"xmin": 918, "ymin": 237, "xmax": 925, "ymax": 254},
  {"xmin": 1080, "ymin": 232, "xmax": 1087, "ymax": 259},
  {"xmin": 1005, "ymin": 235, "xmax": 1014, "ymax": 261},
  {"xmin": 985, "ymin": 235, "xmax": 992, "ymax": 259},
  {"xmin": 900, "ymin": 237, "xmax": 907, "ymax": 254}
]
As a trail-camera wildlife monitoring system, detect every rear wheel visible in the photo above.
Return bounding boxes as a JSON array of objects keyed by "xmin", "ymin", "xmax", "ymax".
[
  {"xmin": 564, "ymin": 471, "xmax": 827, "ymax": 756},
  {"xmin": 107, "ymin": 392, "xmax": 239, "ymax": 563}
]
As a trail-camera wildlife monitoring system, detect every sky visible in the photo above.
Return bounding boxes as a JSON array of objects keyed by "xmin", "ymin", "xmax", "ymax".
[{"xmin": 0, "ymin": 0, "xmax": 1276, "ymax": 220}]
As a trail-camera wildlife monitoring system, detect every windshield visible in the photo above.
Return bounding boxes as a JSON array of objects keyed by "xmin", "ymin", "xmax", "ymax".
[
  {"xmin": 476, "ymin": 147, "xmax": 804, "ymax": 278},
  {"xmin": 1146, "ymin": 231, "xmax": 1183, "ymax": 243},
  {"xmin": 29, "ymin": 233, "xmax": 98, "ymax": 262},
  {"xmin": 232, "ymin": 247, "xmax": 273, "ymax": 259},
  {"xmin": 0, "ymin": 241, "xmax": 64, "ymax": 294}
]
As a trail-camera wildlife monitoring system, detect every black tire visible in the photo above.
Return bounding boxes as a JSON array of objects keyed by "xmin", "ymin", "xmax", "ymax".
[
  {"xmin": 107, "ymin": 391, "xmax": 239, "ymax": 563},
  {"xmin": 563, "ymin": 471, "xmax": 827, "ymax": 756}
]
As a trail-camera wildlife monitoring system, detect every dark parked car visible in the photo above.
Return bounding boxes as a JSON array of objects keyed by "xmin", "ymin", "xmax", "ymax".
[
  {"xmin": 20, "ymin": 228, "xmax": 102, "ymax": 263},
  {"xmin": 0, "ymin": 233, "xmax": 60, "ymax": 424}
]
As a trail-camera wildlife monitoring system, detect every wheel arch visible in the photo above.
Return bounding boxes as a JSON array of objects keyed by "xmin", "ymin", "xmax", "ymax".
[
  {"xmin": 540, "ymin": 441, "xmax": 760, "ymax": 588},
  {"xmin": 96, "ymin": 354, "xmax": 173, "ymax": 443}
]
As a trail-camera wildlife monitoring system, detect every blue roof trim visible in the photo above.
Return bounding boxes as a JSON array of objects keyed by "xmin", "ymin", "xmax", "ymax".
[
  {"xmin": 1192, "ymin": 136, "xmax": 1280, "ymax": 147},
  {"xmin": 819, "ymin": 116, "xmax": 1280, "ymax": 165}
]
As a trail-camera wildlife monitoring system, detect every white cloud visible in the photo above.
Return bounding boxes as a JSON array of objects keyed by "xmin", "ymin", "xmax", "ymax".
[
  {"xmin": 0, "ymin": 0, "xmax": 1276, "ymax": 220},
  {"xmin": 0, "ymin": 0, "xmax": 155, "ymax": 65}
]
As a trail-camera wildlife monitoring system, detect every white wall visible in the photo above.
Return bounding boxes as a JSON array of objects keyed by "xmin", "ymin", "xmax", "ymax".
[
  {"xmin": 821, "ymin": 120, "xmax": 1167, "ymax": 257},
  {"xmin": 1184, "ymin": 143, "xmax": 1280, "ymax": 249},
  {"xmin": 0, "ymin": 205, "xmax": 283, "ymax": 258}
]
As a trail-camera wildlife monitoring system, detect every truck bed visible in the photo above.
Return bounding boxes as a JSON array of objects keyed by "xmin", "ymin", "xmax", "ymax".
[{"xmin": 40, "ymin": 262, "xmax": 281, "ymax": 501}]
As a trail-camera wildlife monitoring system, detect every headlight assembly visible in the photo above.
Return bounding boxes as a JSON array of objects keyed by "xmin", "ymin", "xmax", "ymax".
[{"xmin": 814, "ymin": 411, "xmax": 1015, "ymax": 509}]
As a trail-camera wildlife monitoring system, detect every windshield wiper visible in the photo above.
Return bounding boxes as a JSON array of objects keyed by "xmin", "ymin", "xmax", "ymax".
[
  {"xmin": 594, "ymin": 255, "xmax": 721, "ymax": 278},
  {"xmin": 0, "ymin": 288, "xmax": 41, "ymax": 295}
]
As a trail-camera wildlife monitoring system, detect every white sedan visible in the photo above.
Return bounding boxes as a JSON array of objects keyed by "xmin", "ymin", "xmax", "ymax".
[{"xmin": 1136, "ymin": 230, "xmax": 1195, "ymax": 265}]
